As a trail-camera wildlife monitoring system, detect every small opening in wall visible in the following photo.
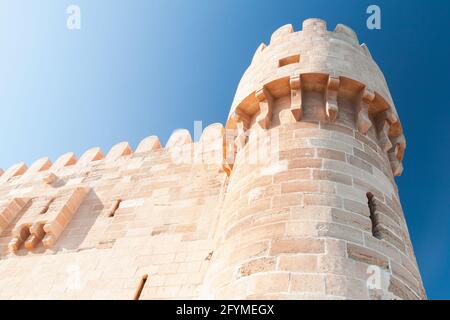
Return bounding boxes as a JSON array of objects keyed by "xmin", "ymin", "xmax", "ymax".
[
  {"xmin": 133, "ymin": 274, "xmax": 148, "ymax": 300},
  {"xmin": 108, "ymin": 199, "xmax": 122, "ymax": 218},
  {"xmin": 367, "ymin": 192, "xmax": 381, "ymax": 239},
  {"xmin": 40, "ymin": 198, "xmax": 55, "ymax": 215},
  {"xmin": 278, "ymin": 54, "xmax": 300, "ymax": 67}
]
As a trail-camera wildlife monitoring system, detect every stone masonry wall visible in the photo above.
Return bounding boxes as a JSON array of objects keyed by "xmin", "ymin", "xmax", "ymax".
[
  {"xmin": 0, "ymin": 128, "xmax": 228, "ymax": 299},
  {"xmin": 204, "ymin": 96, "xmax": 425, "ymax": 299},
  {"xmin": 0, "ymin": 18, "xmax": 425, "ymax": 299}
]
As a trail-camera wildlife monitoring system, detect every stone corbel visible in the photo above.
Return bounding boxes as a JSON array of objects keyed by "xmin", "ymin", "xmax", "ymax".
[
  {"xmin": 8, "ymin": 186, "xmax": 90, "ymax": 253},
  {"xmin": 390, "ymin": 134, "xmax": 406, "ymax": 161},
  {"xmin": 376, "ymin": 117, "xmax": 393, "ymax": 153},
  {"xmin": 384, "ymin": 109, "xmax": 399, "ymax": 126},
  {"xmin": 232, "ymin": 109, "xmax": 251, "ymax": 151},
  {"xmin": 255, "ymin": 86, "xmax": 274, "ymax": 129},
  {"xmin": 326, "ymin": 77, "xmax": 340, "ymax": 122},
  {"xmin": 384, "ymin": 109, "xmax": 401, "ymax": 138},
  {"xmin": 289, "ymin": 75, "xmax": 302, "ymax": 121},
  {"xmin": 9, "ymin": 226, "xmax": 30, "ymax": 253},
  {"xmin": 24, "ymin": 223, "xmax": 45, "ymax": 250},
  {"xmin": 356, "ymin": 88, "xmax": 375, "ymax": 134},
  {"xmin": 42, "ymin": 186, "xmax": 90, "ymax": 249},
  {"xmin": 388, "ymin": 151, "xmax": 404, "ymax": 177},
  {"xmin": 0, "ymin": 198, "xmax": 30, "ymax": 236}
]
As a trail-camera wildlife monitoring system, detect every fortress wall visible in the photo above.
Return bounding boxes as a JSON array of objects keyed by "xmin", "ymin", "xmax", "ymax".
[
  {"xmin": 205, "ymin": 91, "xmax": 425, "ymax": 299},
  {"xmin": 0, "ymin": 18, "xmax": 426, "ymax": 300},
  {"xmin": 0, "ymin": 129, "xmax": 228, "ymax": 299}
]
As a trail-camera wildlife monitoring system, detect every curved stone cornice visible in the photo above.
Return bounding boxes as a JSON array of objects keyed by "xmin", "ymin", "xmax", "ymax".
[{"xmin": 226, "ymin": 72, "xmax": 405, "ymax": 177}]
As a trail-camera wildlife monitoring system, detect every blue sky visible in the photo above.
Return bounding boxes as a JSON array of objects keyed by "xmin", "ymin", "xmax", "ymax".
[{"xmin": 0, "ymin": 0, "xmax": 449, "ymax": 299}]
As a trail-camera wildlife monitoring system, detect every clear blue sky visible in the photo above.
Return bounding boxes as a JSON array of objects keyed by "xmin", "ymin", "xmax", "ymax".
[{"xmin": 0, "ymin": 0, "xmax": 449, "ymax": 299}]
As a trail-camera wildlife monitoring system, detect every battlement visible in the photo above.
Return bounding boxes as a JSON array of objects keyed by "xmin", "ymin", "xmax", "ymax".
[
  {"xmin": 0, "ymin": 21, "xmax": 405, "ymax": 186},
  {"xmin": 0, "ymin": 123, "xmax": 228, "ymax": 187},
  {"xmin": 227, "ymin": 18, "xmax": 405, "ymax": 178},
  {"xmin": 0, "ymin": 18, "xmax": 424, "ymax": 300},
  {"xmin": 238, "ymin": 18, "xmax": 388, "ymax": 105},
  {"xmin": 0, "ymin": 124, "xmax": 231, "ymax": 256}
]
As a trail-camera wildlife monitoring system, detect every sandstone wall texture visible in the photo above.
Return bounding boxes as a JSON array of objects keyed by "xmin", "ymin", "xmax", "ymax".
[{"xmin": 0, "ymin": 18, "xmax": 425, "ymax": 300}]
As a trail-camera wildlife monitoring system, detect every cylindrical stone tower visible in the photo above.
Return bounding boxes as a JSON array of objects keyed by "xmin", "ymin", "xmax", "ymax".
[{"xmin": 204, "ymin": 18, "xmax": 425, "ymax": 299}]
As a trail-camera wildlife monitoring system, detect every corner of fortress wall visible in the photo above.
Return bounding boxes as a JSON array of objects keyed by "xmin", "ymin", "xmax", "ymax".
[{"xmin": 0, "ymin": 18, "xmax": 425, "ymax": 300}]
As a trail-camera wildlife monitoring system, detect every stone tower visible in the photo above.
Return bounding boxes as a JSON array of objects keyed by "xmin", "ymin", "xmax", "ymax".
[
  {"xmin": 0, "ymin": 18, "xmax": 425, "ymax": 300},
  {"xmin": 203, "ymin": 18, "xmax": 426, "ymax": 299}
]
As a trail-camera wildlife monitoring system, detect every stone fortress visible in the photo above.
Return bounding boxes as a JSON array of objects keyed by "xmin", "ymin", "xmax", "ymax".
[{"xmin": 0, "ymin": 18, "xmax": 425, "ymax": 299}]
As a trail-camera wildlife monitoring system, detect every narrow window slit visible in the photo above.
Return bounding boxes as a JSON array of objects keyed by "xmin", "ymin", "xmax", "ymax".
[
  {"xmin": 108, "ymin": 199, "xmax": 122, "ymax": 218},
  {"xmin": 278, "ymin": 54, "xmax": 300, "ymax": 67},
  {"xmin": 367, "ymin": 192, "xmax": 381, "ymax": 239},
  {"xmin": 133, "ymin": 274, "xmax": 148, "ymax": 300}
]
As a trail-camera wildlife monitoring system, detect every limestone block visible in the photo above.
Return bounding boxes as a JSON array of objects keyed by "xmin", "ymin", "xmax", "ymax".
[
  {"xmin": 270, "ymin": 24, "xmax": 293, "ymax": 44},
  {"xmin": 385, "ymin": 109, "xmax": 399, "ymax": 126},
  {"xmin": 291, "ymin": 274, "xmax": 326, "ymax": 293},
  {"xmin": 333, "ymin": 24, "xmax": 359, "ymax": 46},
  {"xmin": 347, "ymin": 243, "xmax": 389, "ymax": 269},
  {"xmin": 166, "ymin": 129, "xmax": 192, "ymax": 148},
  {"xmin": 200, "ymin": 123, "xmax": 224, "ymax": 145},
  {"xmin": 389, "ymin": 276, "xmax": 420, "ymax": 300},
  {"xmin": 325, "ymin": 274, "xmax": 369, "ymax": 299},
  {"xmin": 106, "ymin": 142, "xmax": 133, "ymax": 161},
  {"xmin": 251, "ymin": 43, "xmax": 266, "ymax": 63},
  {"xmin": 302, "ymin": 18, "xmax": 327, "ymax": 33},
  {"xmin": 232, "ymin": 110, "xmax": 251, "ymax": 152},
  {"xmin": 247, "ymin": 272, "xmax": 290, "ymax": 296},
  {"xmin": 278, "ymin": 254, "xmax": 318, "ymax": 273},
  {"xmin": 255, "ymin": 86, "xmax": 274, "ymax": 129},
  {"xmin": 52, "ymin": 152, "xmax": 77, "ymax": 170},
  {"xmin": 136, "ymin": 136, "xmax": 161, "ymax": 153},
  {"xmin": 28, "ymin": 157, "xmax": 52, "ymax": 173},
  {"xmin": 199, "ymin": 123, "xmax": 225, "ymax": 165},
  {"xmin": 19, "ymin": 157, "xmax": 52, "ymax": 182},
  {"xmin": 0, "ymin": 198, "xmax": 30, "ymax": 235},
  {"xmin": 79, "ymin": 147, "xmax": 104, "ymax": 165},
  {"xmin": 270, "ymin": 238, "xmax": 325, "ymax": 255},
  {"xmin": 0, "ymin": 162, "xmax": 28, "ymax": 183},
  {"xmin": 356, "ymin": 88, "xmax": 375, "ymax": 134},
  {"xmin": 390, "ymin": 135, "xmax": 406, "ymax": 161},
  {"xmin": 42, "ymin": 172, "xmax": 58, "ymax": 185},
  {"xmin": 377, "ymin": 119, "xmax": 393, "ymax": 152},
  {"xmin": 388, "ymin": 151, "xmax": 404, "ymax": 177},
  {"xmin": 289, "ymin": 75, "xmax": 302, "ymax": 121},
  {"xmin": 326, "ymin": 77, "xmax": 340, "ymax": 122},
  {"xmin": 238, "ymin": 257, "xmax": 275, "ymax": 277}
]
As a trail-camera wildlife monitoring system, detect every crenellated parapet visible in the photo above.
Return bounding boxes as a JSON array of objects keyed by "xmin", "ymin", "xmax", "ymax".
[
  {"xmin": 0, "ymin": 125, "xmax": 230, "ymax": 185},
  {"xmin": 0, "ymin": 124, "xmax": 231, "ymax": 254},
  {"xmin": 236, "ymin": 18, "xmax": 393, "ymax": 111},
  {"xmin": 226, "ymin": 18, "xmax": 406, "ymax": 177},
  {"xmin": 0, "ymin": 17, "xmax": 425, "ymax": 300},
  {"xmin": 0, "ymin": 22, "xmax": 405, "ymax": 185}
]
